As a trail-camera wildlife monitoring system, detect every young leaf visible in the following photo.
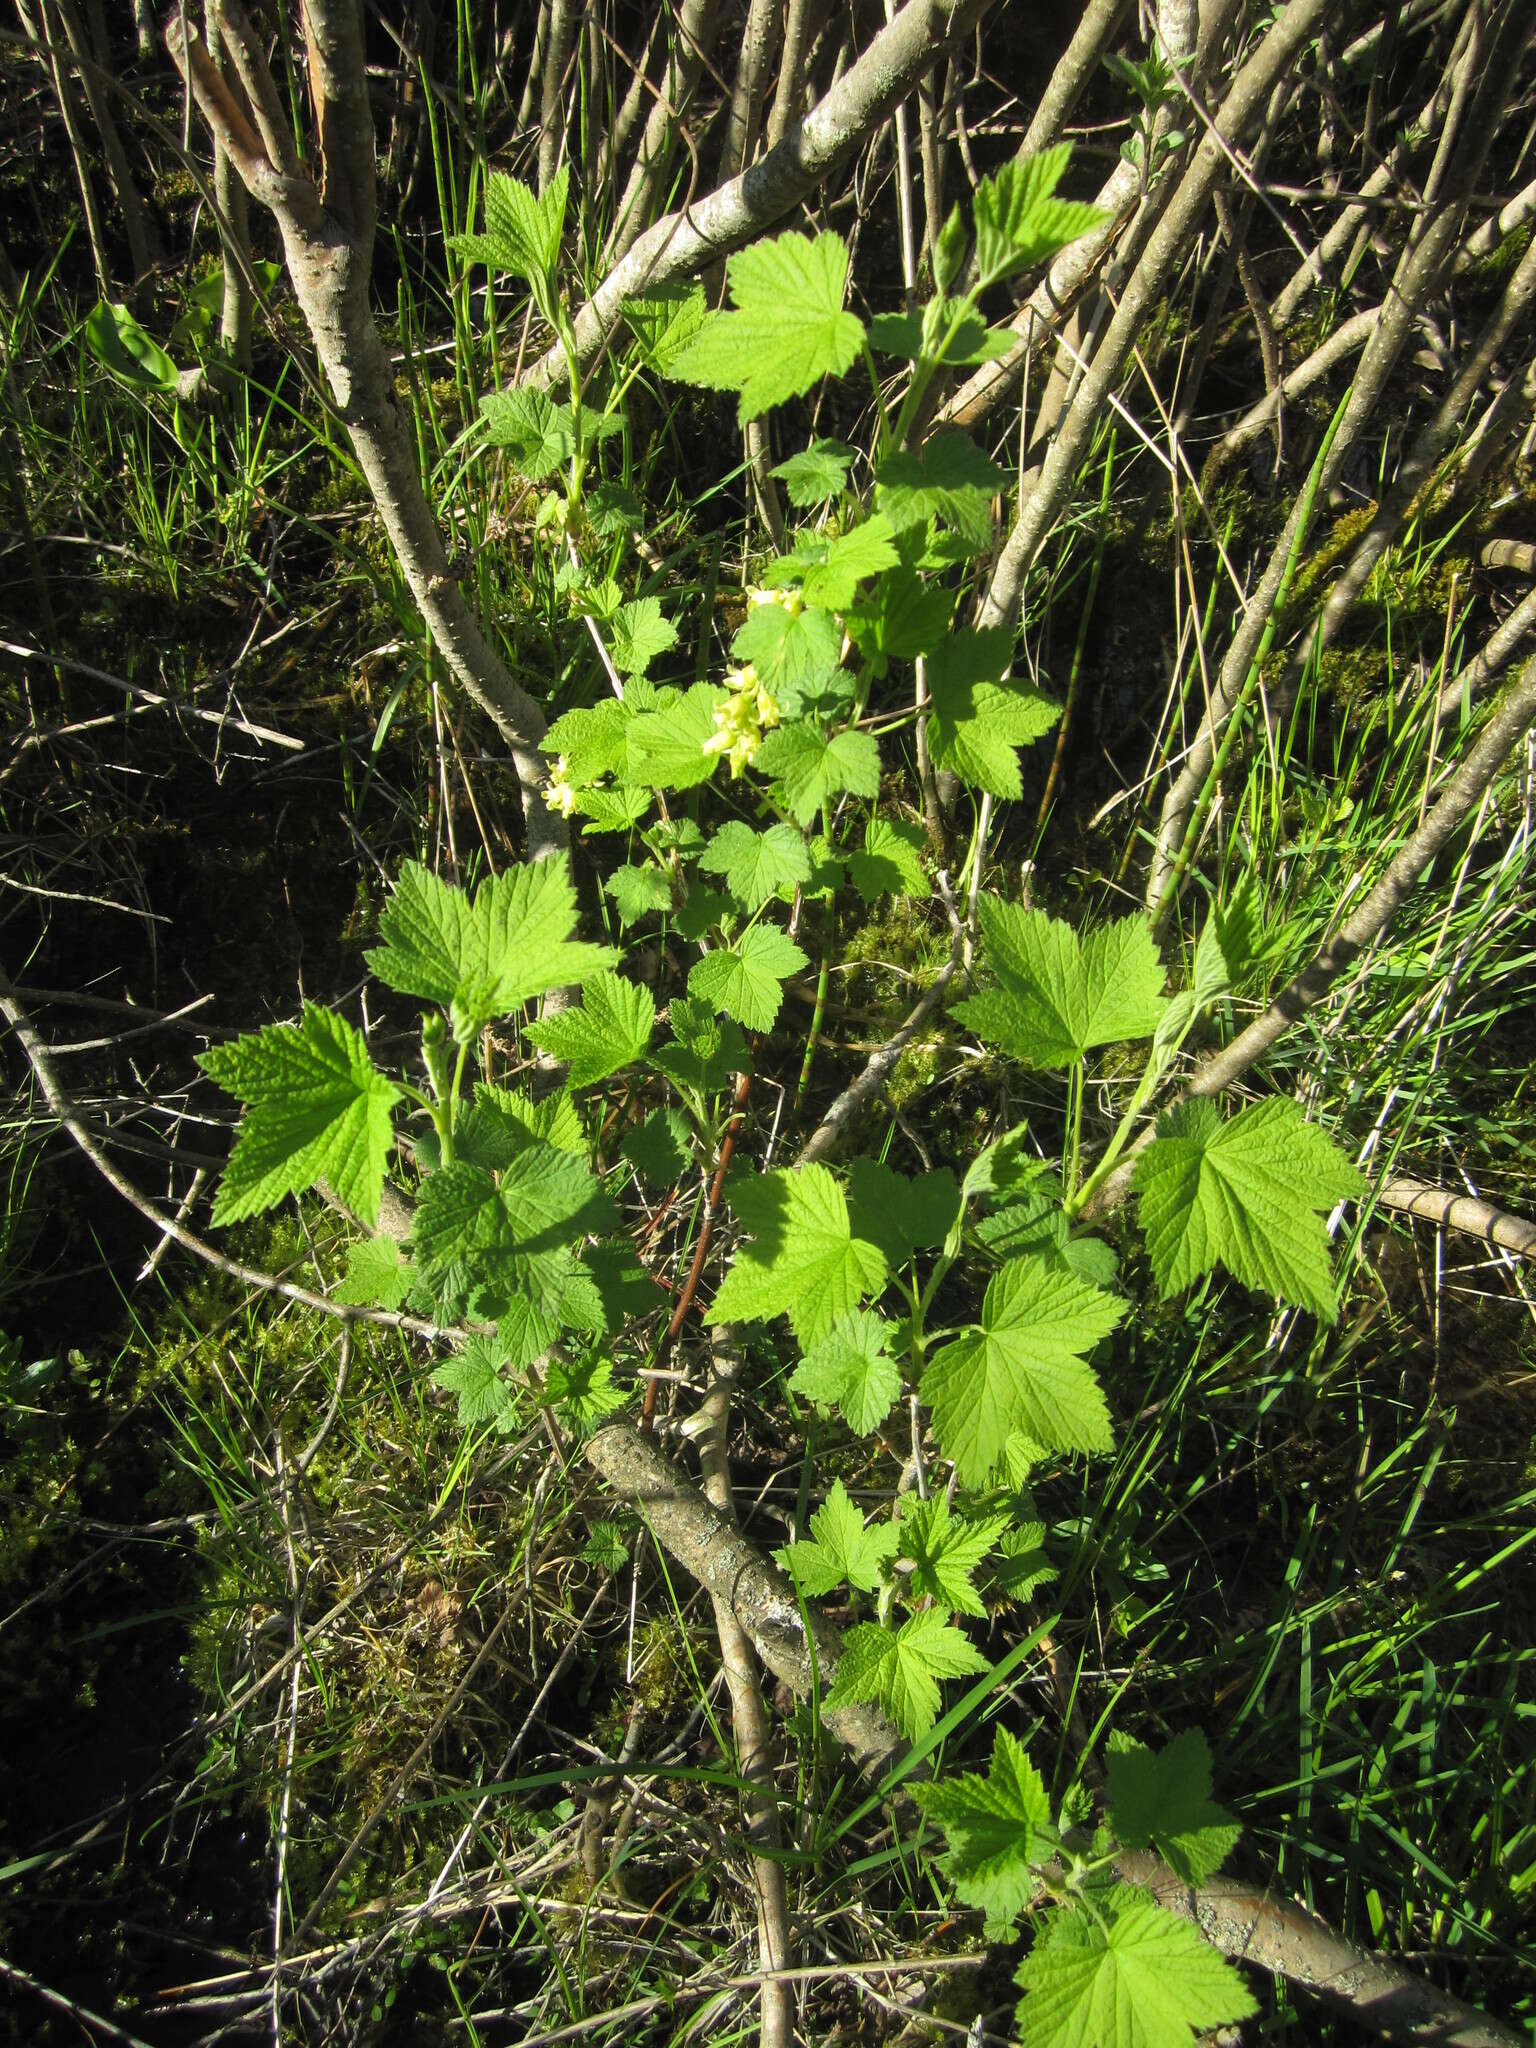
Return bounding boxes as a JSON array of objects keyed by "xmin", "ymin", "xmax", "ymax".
[
  {"xmin": 848, "ymin": 816, "xmax": 929, "ymax": 903},
  {"xmin": 1014, "ymin": 1887, "xmax": 1258, "ymax": 2048},
  {"xmin": 668, "ymin": 230, "xmax": 865, "ymax": 423},
  {"xmin": 922, "ymin": 1254, "xmax": 1123, "ymax": 1483},
  {"xmin": 200, "ymin": 1006, "xmax": 401, "ymax": 1228},
  {"xmin": 915, "ymin": 1726, "xmax": 1056, "ymax": 1924},
  {"xmin": 433, "ymin": 1336, "xmax": 518, "ymax": 1429},
  {"xmin": 897, "ymin": 1495, "xmax": 1010, "ymax": 1616},
  {"xmin": 875, "ymin": 433, "xmax": 1009, "ymax": 547},
  {"xmin": 757, "ymin": 723, "xmax": 881, "ymax": 824},
  {"xmin": 687, "ymin": 924, "xmax": 808, "ymax": 1030},
  {"xmin": 367, "ymin": 857, "xmax": 615, "ymax": 1043},
  {"xmin": 333, "ymin": 1235, "xmax": 416, "ymax": 1310},
  {"xmin": 609, "ymin": 597, "xmax": 678, "ymax": 679},
  {"xmin": 776, "ymin": 1476, "xmax": 898, "ymax": 1595},
  {"xmin": 1105, "ymin": 1731, "xmax": 1242, "ymax": 1888},
  {"xmin": 478, "ymin": 389, "xmax": 573, "ymax": 480},
  {"xmin": 973, "ymin": 145, "xmax": 1107, "ymax": 291},
  {"xmin": 709, "ymin": 1163, "xmax": 887, "ymax": 1345},
  {"xmin": 581, "ymin": 1520, "xmax": 631, "ymax": 1572},
  {"xmin": 544, "ymin": 1351, "xmax": 627, "ymax": 1431},
  {"xmin": 925, "ymin": 630, "xmax": 1060, "ymax": 799},
  {"xmin": 526, "ymin": 972, "xmax": 655, "ymax": 1085},
  {"xmin": 955, "ymin": 899, "xmax": 1167, "ymax": 1069},
  {"xmin": 457, "ymin": 168, "xmax": 567, "ymax": 308},
  {"xmin": 789, "ymin": 1309, "xmax": 902, "ymax": 1435},
  {"xmin": 825, "ymin": 1609, "xmax": 989, "ymax": 1740},
  {"xmin": 995, "ymin": 1517, "xmax": 1057, "ymax": 1600},
  {"xmin": 1131, "ymin": 1097, "xmax": 1364, "ymax": 1322},
  {"xmin": 698, "ymin": 821, "xmax": 812, "ymax": 911},
  {"xmin": 772, "ymin": 437, "xmax": 856, "ymax": 507},
  {"xmin": 457, "ymin": 1081, "xmax": 583, "ymax": 1170},
  {"xmin": 650, "ymin": 997, "xmax": 751, "ymax": 1095},
  {"xmin": 493, "ymin": 1294, "xmax": 558, "ymax": 1370},
  {"xmin": 868, "ymin": 310, "xmax": 1015, "ymax": 367}
]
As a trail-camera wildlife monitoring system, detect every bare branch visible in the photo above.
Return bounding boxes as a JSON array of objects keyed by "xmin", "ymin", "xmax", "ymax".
[{"xmin": 517, "ymin": 0, "xmax": 993, "ymax": 394}]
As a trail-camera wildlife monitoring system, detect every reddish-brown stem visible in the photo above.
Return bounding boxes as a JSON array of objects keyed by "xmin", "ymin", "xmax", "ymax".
[{"xmin": 639, "ymin": 1068, "xmax": 752, "ymax": 1431}]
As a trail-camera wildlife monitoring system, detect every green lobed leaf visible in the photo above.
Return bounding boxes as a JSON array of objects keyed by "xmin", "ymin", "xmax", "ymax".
[
  {"xmin": 333, "ymin": 1234, "xmax": 416, "ymax": 1309},
  {"xmin": 687, "ymin": 924, "xmax": 808, "ymax": 1030},
  {"xmin": 925, "ymin": 629, "xmax": 1060, "ymax": 799},
  {"xmin": 668, "ymin": 230, "xmax": 865, "ymax": 424},
  {"xmin": 201, "ymin": 1005, "xmax": 400, "ymax": 1228},
  {"xmin": 605, "ymin": 863, "xmax": 674, "ymax": 928},
  {"xmin": 757, "ymin": 723, "xmax": 881, "ymax": 825},
  {"xmin": 544, "ymin": 1351, "xmax": 627, "ymax": 1432},
  {"xmin": 776, "ymin": 1476, "xmax": 898, "ymax": 1595},
  {"xmin": 497, "ymin": 1294, "xmax": 560, "ymax": 1370},
  {"xmin": 697, "ymin": 821, "xmax": 811, "ymax": 911},
  {"xmin": 848, "ymin": 816, "xmax": 930, "ymax": 903},
  {"xmin": 476, "ymin": 166, "xmax": 567, "ymax": 296},
  {"xmin": 621, "ymin": 1106, "xmax": 692, "ymax": 1187},
  {"xmin": 772, "ymin": 437, "xmax": 856, "ymax": 507},
  {"xmin": 789, "ymin": 1309, "xmax": 902, "ymax": 1435},
  {"xmin": 610, "ymin": 597, "xmax": 678, "ymax": 679},
  {"xmin": 526, "ymin": 972, "xmax": 655, "ymax": 1086},
  {"xmin": 650, "ymin": 997, "xmax": 750, "ymax": 1095},
  {"xmin": 1014, "ymin": 1886, "xmax": 1259, "ymax": 2048},
  {"xmin": 709, "ymin": 1163, "xmax": 887, "ymax": 1346},
  {"xmin": 846, "ymin": 1159, "xmax": 962, "ymax": 1269},
  {"xmin": 915, "ymin": 1726, "xmax": 1057, "ymax": 1924},
  {"xmin": 1105, "ymin": 1731, "xmax": 1242, "ymax": 1888},
  {"xmin": 621, "ymin": 684, "xmax": 725, "ymax": 790},
  {"xmin": 875, "ymin": 434, "xmax": 1010, "ymax": 548},
  {"xmin": 825, "ymin": 1609, "xmax": 989, "ymax": 1741},
  {"xmin": 478, "ymin": 388, "xmax": 573, "ymax": 480},
  {"xmin": 621, "ymin": 281, "xmax": 708, "ymax": 372},
  {"xmin": 412, "ymin": 1149, "xmax": 616, "ymax": 1322},
  {"xmin": 771, "ymin": 516, "xmax": 900, "ymax": 612},
  {"xmin": 955, "ymin": 899, "xmax": 1166, "ymax": 1068},
  {"xmin": 433, "ymin": 1336, "xmax": 518, "ymax": 1429},
  {"xmin": 730, "ymin": 602, "xmax": 845, "ymax": 715},
  {"xmin": 1131, "ymin": 1097, "xmax": 1364, "ymax": 1322},
  {"xmin": 544, "ymin": 700, "xmax": 630, "ymax": 786},
  {"xmin": 922, "ymin": 1254, "xmax": 1123, "ymax": 1483},
  {"xmin": 582, "ymin": 1520, "xmax": 631, "ymax": 1572},
  {"xmin": 846, "ymin": 568, "xmax": 956, "ymax": 676},
  {"xmin": 367, "ymin": 857, "xmax": 615, "ymax": 1043}
]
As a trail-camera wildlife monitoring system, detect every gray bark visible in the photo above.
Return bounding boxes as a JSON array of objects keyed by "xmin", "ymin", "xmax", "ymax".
[{"xmin": 166, "ymin": 1, "xmax": 565, "ymax": 859}]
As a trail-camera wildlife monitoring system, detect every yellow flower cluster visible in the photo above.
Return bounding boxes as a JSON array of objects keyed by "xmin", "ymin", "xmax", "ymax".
[
  {"xmin": 747, "ymin": 582, "xmax": 802, "ymax": 618},
  {"xmin": 702, "ymin": 662, "xmax": 780, "ymax": 778},
  {"xmin": 542, "ymin": 754, "xmax": 577, "ymax": 817}
]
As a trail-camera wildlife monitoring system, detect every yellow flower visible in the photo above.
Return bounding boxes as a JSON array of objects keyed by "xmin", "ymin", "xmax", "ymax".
[
  {"xmin": 542, "ymin": 755, "xmax": 577, "ymax": 817},
  {"xmin": 701, "ymin": 681, "xmax": 770, "ymax": 778},
  {"xmin": 746, "ymin": 582, "xmax": 803, "ymax": 619}
]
